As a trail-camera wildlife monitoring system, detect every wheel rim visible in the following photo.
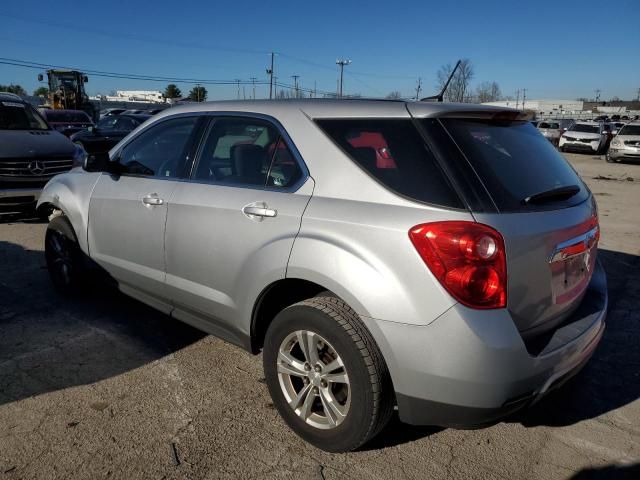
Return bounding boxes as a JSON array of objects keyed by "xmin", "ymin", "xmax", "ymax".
[
  {"xmin": 45, "ymin": 230, "xmax": 73, "ymax": 288},
  {"xmin": 277, "ymin": 330, "xmax": 350, "ymax": 430}
]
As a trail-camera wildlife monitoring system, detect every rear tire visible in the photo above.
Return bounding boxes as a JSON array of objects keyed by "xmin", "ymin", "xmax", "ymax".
[
  {"xmin": 45, "ymin": 216, "xmax": 87, "ymax": 295},
  {"xmin": 263, "ymin": 296, "xmax": 394, "ymax": 452}
]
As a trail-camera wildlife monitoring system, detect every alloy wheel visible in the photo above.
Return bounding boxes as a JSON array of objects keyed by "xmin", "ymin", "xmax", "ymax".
[{"xmin": 277, "ymin": 330, "xmax": 350, "ymax": 429}]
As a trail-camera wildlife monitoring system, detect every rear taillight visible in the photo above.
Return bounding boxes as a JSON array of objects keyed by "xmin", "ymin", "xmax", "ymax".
[{"xmin": 409, "ymin": 221, "xmax": 507, "ymax": 309}]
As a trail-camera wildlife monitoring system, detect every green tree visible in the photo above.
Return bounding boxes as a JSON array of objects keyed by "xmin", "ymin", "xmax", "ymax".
[
  {"xmin": 188, "ymin": 85, "xmax": 207, "ymax": 102},
  {"xmin": 163, "ymin": 84, "xmax": 182, "ymax": 99},
  {"xmin": 0, "ymin": 84, "xmax": 27, "ymax": 96},
  {"xmin": 34, "ymin": 86, "xmax": 49, "ymax": 97}
]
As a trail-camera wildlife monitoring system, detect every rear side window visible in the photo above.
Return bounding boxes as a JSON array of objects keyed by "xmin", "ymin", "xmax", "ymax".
[
  {"xmin": 316, "ymin": 119, "xmax": 463, "ymax": 208},
  {"xmin": 439, "ymin": 119, "xmax": 589, "ymax": 212}
]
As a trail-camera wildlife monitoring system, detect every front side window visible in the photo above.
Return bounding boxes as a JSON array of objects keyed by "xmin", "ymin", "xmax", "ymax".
[
  {"xmin": 193, "ymin": 117, "xmax": 302, "ymax": 188},
  {"xmin": 114, "ymin": 116, "xmax": 140, "ymax": 131},
  {"xmin": 119, "ymin": 116, "xmax": 199, "ymax": 178}
]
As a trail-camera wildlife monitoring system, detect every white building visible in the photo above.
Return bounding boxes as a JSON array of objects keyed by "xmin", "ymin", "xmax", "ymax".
[
  {"xmin": 91, "ymin": 90, "xmax": 166, "ymax": 103},
  {"xmin": 482, "ymin": 99, "xmax": 584, "ymax": 115}
]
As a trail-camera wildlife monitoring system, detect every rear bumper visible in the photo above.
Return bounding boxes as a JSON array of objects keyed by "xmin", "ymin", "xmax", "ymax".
[{"xmin": 362, "ymin": 260, "xmax": 607, "ymax": 427}]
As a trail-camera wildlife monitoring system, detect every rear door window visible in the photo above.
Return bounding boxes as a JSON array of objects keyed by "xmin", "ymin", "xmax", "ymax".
[
  {"xmin": 439, "ymin": 119, "xmax": 589, "ymax": 212},
  {"xmin": 315, "ymin": 119, "xmax": 463, "ymax": 208}
]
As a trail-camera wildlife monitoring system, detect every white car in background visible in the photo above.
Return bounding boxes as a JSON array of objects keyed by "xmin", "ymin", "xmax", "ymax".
[
  {"xmin": 607, "ymin": 122, "xmax": 640, "ymax": 163},
  {"xmin": 559, "ymin": 122, "xmax": 607, "ymax": 154},
  {"xmin": 537, "ymin": 120, "xmax": 562, "ymax": 146}
]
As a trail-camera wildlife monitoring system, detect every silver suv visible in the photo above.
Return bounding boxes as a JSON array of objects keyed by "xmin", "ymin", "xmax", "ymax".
[{"xmin": 37, "ymin": 100, "xmax": 607, "ymax": 452}]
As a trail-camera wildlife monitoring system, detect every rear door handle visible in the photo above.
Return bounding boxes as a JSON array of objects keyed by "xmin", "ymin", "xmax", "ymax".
[
  {"xmin": 142, "ymin": 195, "xmax": 164, "ymax": 206},
  {"xmin": 242, "ymin": 205, "xmax": 277, "ymax": 218}
]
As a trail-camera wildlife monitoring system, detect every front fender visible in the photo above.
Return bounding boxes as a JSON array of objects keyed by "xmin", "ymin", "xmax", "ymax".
[{"xmin": 37, "ymin": 170, "xmax": 102, "ymax": 254}]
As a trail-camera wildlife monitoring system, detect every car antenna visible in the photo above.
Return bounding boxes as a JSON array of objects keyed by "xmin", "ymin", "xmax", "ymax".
[{"xmin": 420, "ymin": 59, "xmax": 461, "ymax": 102}]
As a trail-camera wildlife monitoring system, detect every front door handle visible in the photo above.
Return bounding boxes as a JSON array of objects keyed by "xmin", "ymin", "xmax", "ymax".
[
  {"xmin": 242, "ymin": 205, "xmax": 277, "ymax": 218},
  {"xmin": 142, "ymin": 195, "xmax": 164, "ymax": 206}
]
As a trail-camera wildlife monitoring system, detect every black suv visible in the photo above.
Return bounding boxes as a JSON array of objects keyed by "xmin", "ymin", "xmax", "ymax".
[{"xmin": 0, "ymin": 93, "xmax": 79, "ymax": 215}]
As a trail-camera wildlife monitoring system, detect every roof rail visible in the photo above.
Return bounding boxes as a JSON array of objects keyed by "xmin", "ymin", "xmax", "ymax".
[{"xmin": 0, "ymin": 91, "xmax": 23, "ymax": 100}]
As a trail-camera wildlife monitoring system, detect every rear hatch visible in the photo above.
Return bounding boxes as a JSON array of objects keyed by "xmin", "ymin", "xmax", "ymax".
[{"xmin": 408, "ymin": 104, "xmax": 599, "ymax": 336}]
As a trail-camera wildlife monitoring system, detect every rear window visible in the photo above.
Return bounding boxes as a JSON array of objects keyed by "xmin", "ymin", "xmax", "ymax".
[
  {"xmin": 316, "ymin": 119, "xmax": 463, "ymax": 208},
  {"xmin": 439, "ymin": 119, "xmax": 588, "ymax": 212},
  {"xmin": 0, "ymin": 101, "xmax": 49, "ymax": 130}
]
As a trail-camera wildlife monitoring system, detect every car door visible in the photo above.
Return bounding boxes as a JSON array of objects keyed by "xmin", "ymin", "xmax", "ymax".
[
  {"xmin": 164, "ymin": 115, "xmax": 313, "ymax": 344},
  {"xmin": 88, "ymin": 115, "xmax": 204, "ymax": 312}
]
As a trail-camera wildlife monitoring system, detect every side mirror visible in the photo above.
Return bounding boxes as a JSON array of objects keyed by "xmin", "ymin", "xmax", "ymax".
[
  {"xmin": 83, "ymin": 76, "xmax": 89, "ymax": 83},
  {"xmin": 88, "ymin": 125, "xmax": 95, "ymax": 133},
  {"xmin": 83, "ymin": 154, "xmax": 120, "ymax": 174},
  {"xmin": 37, "ymin": 74, "xmax": 43, "ymax": 82}
]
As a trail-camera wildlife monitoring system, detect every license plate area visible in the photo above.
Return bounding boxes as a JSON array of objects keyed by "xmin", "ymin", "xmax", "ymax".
[{"xmin": 549, "ymin": 226, "xmax": 599, "ymax": 305}]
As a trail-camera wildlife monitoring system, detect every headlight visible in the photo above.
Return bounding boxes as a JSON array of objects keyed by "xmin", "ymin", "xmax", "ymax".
[
  {"xmin": 611, "ymin": 139, "xmax": 621, "ymax": 147},
  {"xmin": 72, "ymin": 144, "xmax": 87, "ymax": 168}
]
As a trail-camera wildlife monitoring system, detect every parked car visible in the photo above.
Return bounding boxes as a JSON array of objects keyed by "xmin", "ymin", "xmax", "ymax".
[
  {"xmin": 607, "ymin": 121, "xmax": 640, "ymax": 163},
  {"xmin": 536, "ymin": 120, "xmax": 562, "ymax": 146},
  {"xmin": 0, "ymin": 92, "xmax": 80, "ymax": 214},
  {"xmin": 610, "ymin": 121, "xmax": 626, "ymax": 136},
  {"xmin": 39, "ymin": 109, "xmax": 94, "ymax": 137},
  {"xmin": 38, "ymin": 100, "xmax": 606, "ymax": 452},
  {"xmin": 559, "ymin": 121, "xmax": 608, "ymax": 154},
  {"xmin": 146, "ymin": 108, "xmax": 168, "ymax": 115},
  {"xmin": 70, "ymin": 114, "xmax": 150, "ymax": 163},
  {"xmin": 99, "ymin": 108, "xmax": 126, "ymax": 118}
]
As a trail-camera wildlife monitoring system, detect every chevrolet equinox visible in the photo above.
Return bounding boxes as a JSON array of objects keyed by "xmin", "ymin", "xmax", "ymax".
[{"xmin": 37, "ymin": 100, "xmax": 607, "ymax": 452}]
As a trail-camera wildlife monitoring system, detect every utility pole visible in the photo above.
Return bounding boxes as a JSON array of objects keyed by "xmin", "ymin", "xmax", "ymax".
[
  {"xmin": 266, "ymin": 52, "xmax": 275, "ymax": 100},
  {"xmin": 314, "ymin": 81, "xmax": 317, "ymax": 99},
  {"xmin": 243, "ymin": 85, "xmax": 246, "ymax": 100},
  {"xmin": 292, "ymin": 75, "xmax": 300, "ymax": 98},
  {"xmin": 595, "ymin": 89, "xmax": 601, "ymax": 102},
  {"xmin": 235, "ymin": 79, "xmax": 241, "ymax": 100},
  {"xmin": 515, "ymin": 89, "xmax": 520, "ymax": 109},
  {"xmin": 415, "ymin": 77, "xmax": 422, "ymax": 100},
  {"xmin": 250, "ymin": 77, "xmax": 257, "ymax": 99},
  {"xmin": 336, "ymin": 59, "xmax": 351, "ymax": 98},
  {"xmin": 636, "ymin": 88, "xmax": 640, "ymax": 101},
  {"xmin": 196, "ymin": 83, "xmax": 201, "ymax": 102},
  {"xmin": 521, "ymin": 88, "xmax": 527, "ymax": 110}
]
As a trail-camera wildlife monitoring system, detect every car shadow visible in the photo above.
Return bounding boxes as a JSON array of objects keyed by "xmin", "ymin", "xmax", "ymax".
[
  {"xmin": 0, "ymin": 239, "xmax": 206, "ymax": 407},
  {"xmin": 569, "ymin": 462, "xmax": 640, "ymax": 480}
]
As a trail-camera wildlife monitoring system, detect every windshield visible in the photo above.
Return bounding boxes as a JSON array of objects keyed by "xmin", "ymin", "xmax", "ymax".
[
  {"xmin": 97, "ymin": 116, "xmax": 119, "ymax": 130},
  {"xmin": 50, "ymin": 73, "xmax": 79, "ymax": 91},
  {"xmin": 538, "ymin": 122, "xmax": 560, "ymax": 129},
  {"xmin": 0, "ymin": 101, "xmax": 49, "ymax": 130},
  {"xmin": 618, "ymin": 125, "xmax": 640, "ymax": 136},
  {"xmin": 570, "ymin": 124, "xmax": 600, "ymax": 134},
  {"xmin": 44, "ymin": 111, "xmax": 91, "ymax": 123},
  {"xmin": 439, "ymin": 118, "xmax": 588, "ymax": 212}
]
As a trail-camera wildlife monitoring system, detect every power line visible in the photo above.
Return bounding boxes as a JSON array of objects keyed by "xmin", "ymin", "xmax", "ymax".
[{"xmin": 0, "ymin": 57, "xmax": 269, "ymax": 86}]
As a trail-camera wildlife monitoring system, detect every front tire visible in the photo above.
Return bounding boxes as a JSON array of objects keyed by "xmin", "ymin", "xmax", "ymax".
[
  {"xmin": 263, "ymin": 296, "xmax": 394, "ymax": 452},
  {"xmin": 45, "ymin": 216, "xmax": 87, "ymax": 295}
]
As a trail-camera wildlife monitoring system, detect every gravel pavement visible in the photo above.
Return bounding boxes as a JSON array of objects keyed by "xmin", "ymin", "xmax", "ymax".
[{"xmin": 0, "ymin": 153, "xmax": 638, "ymax": 479}]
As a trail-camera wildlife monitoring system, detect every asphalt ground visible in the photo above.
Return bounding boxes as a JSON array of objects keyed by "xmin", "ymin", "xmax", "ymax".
[{"xmin": 0, "ymin": 152, "xmax": 638, "ymax": 479}]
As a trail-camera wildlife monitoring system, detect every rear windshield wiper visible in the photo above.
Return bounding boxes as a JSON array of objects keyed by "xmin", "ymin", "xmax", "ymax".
[{"xmin": 522, "ymin": 185, "xmax": 580, "ymax": 205}]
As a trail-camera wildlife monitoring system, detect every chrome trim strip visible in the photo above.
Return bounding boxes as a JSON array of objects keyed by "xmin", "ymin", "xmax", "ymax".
[{"xmin": 548, "ymin": 225, "xmax": 599, "ymax": 263}]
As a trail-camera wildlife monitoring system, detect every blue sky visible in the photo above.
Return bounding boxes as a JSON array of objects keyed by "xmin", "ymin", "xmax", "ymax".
[{"xmin": 1, "ymin": 0, "xmax": 638, "ymax": 100}]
